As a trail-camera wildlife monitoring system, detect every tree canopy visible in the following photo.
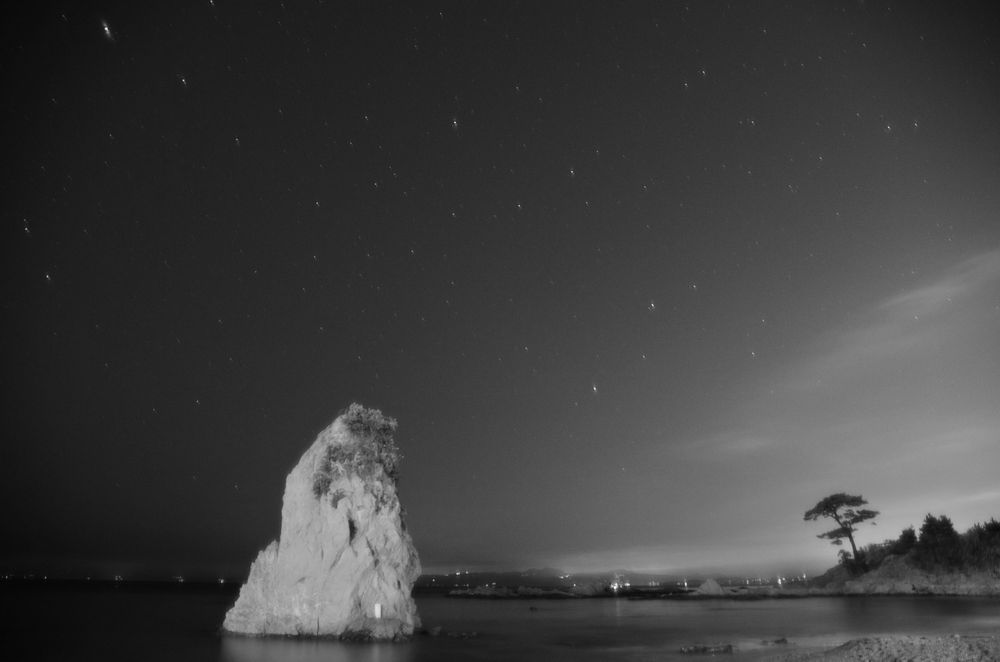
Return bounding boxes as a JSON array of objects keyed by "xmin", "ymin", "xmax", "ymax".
[{"xmin": 804, "ymin": 493, "xmax": 879, "ymax": 564}]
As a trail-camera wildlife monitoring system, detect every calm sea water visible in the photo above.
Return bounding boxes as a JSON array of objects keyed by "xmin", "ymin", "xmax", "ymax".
[{"xmin": 3, "ymin": 583, "xmax": 998, "ymax": 661}]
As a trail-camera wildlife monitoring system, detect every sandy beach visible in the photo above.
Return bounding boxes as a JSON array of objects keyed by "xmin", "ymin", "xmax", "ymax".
[{"xmin": 770, "ymin": 634, "xmax": 1000, "ymax": 661}]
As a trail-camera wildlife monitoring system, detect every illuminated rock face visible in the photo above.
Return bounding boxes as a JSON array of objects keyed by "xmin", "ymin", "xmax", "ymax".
[{"xmin": 223, "ymin": 407, "xmax": 421, "ymax": 639}]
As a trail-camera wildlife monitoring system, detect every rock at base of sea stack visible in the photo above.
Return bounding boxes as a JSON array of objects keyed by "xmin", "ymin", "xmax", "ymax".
[{"xmin": 223, "ymin": 404, "xmax": 421, "ymax": 640}]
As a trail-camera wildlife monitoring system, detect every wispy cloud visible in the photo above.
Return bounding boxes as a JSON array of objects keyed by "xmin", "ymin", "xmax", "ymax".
[
  {"xmin": 641, "ymin": 250, "xmax": 1000, "ymax": 571},
  {"xmin": 781, "ymin": 248, "xmax": 1000, "ymax": 394},
  {"xmin": 880, "ymin": 250, "xmax": 1000, "ymax": 318},
  {"xmin": 955, "ymin": 490, "xmax": 1000, "ymax": 505},
  {"xmin": 667, "ymin": 249, "xmax": 1000, "ymax": 463},
  {"xmin": 678, "ymin": 430, "xmax": 779, "ymax": 456}
]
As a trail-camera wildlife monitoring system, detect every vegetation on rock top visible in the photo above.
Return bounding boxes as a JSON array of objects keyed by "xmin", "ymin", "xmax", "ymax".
[
  {"xmin": 806, "ymin": 492, "xmax": 1000, "ymax": 580},
  {"xmin": 312, "ymin": 403, "xmax": 402, "ymax": 499},
  {"xmin": 857, "ymin": 514, "xmax": 1000, "ymax": 576}
]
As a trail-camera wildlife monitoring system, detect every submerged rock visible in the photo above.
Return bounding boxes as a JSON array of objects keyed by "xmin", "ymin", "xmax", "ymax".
[
  {"xmin": 223, "ymin": 404, "xmax": 421, "ymax": 640},
  {"xmin": 680, "ymin": 643, "xmax": 735, "ymax": 654}
]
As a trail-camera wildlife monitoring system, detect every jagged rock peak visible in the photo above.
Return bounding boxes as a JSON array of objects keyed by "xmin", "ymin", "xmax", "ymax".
[{"xmin": 223, "ymin": 403, "xmax": 421, "ymax": 640}]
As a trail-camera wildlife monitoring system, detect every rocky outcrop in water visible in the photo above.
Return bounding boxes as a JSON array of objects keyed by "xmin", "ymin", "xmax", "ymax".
[
  {"xmin": 223, "ymin": 404, "xmax": 421, "ymax": 640},
  {"xmin": 807, "ymin": 555, "xmax": 1000, "ymax": 596},
  {"xmin": 693, "ymin": 578, "xmax": 726, "ymax": 596},
  {"xmin": 841, "ymin": 555, "xmax": 1000, "ymax": 595}
]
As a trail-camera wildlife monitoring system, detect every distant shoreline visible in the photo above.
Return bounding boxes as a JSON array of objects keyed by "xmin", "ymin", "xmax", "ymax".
[
  {"xmin": 444, "ymin": 591, "xmax": 1000, "ymax": 600},
  {"xmin": 441, "ymin": 585, "xmax": 1000, "ymax": 599}
]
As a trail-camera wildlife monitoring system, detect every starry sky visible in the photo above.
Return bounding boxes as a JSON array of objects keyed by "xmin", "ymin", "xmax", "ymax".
[{"xmin": 3, "ymin": 1, "xmax": 999, "ymax": 580}]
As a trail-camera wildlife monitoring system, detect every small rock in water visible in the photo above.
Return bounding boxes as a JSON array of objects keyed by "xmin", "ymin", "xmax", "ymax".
[{"xmin": 680, "ymin": 643, "xmax": 735, "ymax": 654}]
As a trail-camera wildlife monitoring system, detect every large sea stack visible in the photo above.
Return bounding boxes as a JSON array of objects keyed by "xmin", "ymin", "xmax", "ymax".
[{"xmin": 223, "ymin": 404, "xmax": 421, "ymax": 640}]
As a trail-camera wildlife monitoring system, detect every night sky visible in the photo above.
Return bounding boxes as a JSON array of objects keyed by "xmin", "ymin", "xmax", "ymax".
[{"xmin": 4, "ymin": 2, "xmax": 999, "ymax": 580}]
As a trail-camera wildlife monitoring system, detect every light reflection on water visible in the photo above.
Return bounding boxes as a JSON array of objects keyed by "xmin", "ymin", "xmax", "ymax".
[
  {"xmin": 221, "ymin": 637, "xmax": 417, "ymax": 662},
  {"xmin": 220, "ymin": 594, "xmax": 1000, "ymax": 662},
  {"xmin": 3, "ymin": 583, "xmax": 998, "ymax": 662}
]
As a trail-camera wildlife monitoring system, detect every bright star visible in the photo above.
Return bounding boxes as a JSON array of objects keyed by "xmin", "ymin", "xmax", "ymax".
[{"xmin": 101, "ymin": 19, "xmax": 115, "ymax": 42}]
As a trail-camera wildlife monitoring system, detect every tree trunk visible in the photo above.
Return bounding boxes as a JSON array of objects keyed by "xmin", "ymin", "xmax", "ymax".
[
  {"xmin": 846, "ymin": 532, "xmax": 859, "ymax": 560},
  {"xmin": 834, "ymin": 514, "xmax": 860, "ymax": 560}
]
